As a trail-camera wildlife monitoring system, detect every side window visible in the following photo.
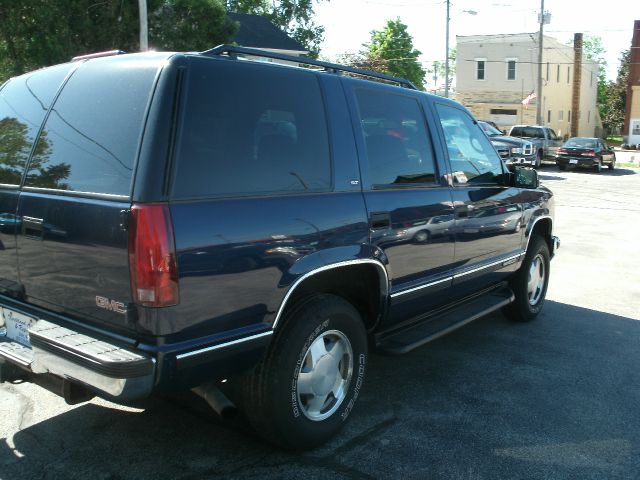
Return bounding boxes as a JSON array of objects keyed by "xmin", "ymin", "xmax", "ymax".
[
  {"xmin": 436, "ymin": 104, "xmax": 504, "ymax": 184},
  {"xmin": 172, "ymin": 58, "xmax": 331, "ymax": 198},
  {"xmin": 354, "ymin": 88, "xmax": 436, "ymax": 187},
  {"xmin": 0, "ymin": 63, "xmax": 74, "ymax": 186},
  {"xmin": 25, "ymin": 57, "xmax": 160, "ymax": 196}
]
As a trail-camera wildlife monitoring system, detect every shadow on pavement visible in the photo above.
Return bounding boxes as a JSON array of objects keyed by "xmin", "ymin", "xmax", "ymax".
[{"xmin": 2, "ymin": 301, "xmax": 639, "ymax": 479}]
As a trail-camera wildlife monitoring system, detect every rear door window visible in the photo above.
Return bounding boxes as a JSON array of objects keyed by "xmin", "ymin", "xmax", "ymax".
[
  {"xmin": 171, "ymin": 58, "xmax": 331, "ymax": 199},
  {"xmin": 354, "ymin": 88, "xmax": 437, "ymax": 187},
  {"xmin": 24, "ymin": 56, "xmax": 161, "ymax": 196},
  {"xmin": 0, "ymin": 63, "xmax": 74, "ymax": 186}
]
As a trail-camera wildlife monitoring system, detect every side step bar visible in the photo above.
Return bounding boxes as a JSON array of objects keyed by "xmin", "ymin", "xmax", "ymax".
[{"xmin": 376, "ymin": 287, "xmax": 514, "ymax": 355}]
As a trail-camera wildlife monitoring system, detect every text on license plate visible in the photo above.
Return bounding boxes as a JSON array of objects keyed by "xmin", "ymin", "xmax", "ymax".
[
  {"xmin": 569, "ymin": 159, "xmax": 578, "ymax": 164},
  {"xmin": 1, "ymin": 307, "xmax": 36, "ymax": 347}
]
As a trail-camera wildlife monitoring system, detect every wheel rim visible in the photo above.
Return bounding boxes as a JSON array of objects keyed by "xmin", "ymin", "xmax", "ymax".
[
  {"xmin": 415, "ymin": 231, "xmax": 428, "ymax": 242},
  {"xmin": 527, "ymin": 254, "xmax": 546, "ymax": 306},
  {"xmin": 296, "ymin": 329, "xmax": 353, "ymax": 422}
]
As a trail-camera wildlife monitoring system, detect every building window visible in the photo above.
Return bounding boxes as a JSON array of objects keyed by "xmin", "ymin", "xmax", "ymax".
[
  {"xmin": 557, "ymin": 65, "xmax": 560, "ymax": 82},
  {"xmin": 475, "ymin": 59, "xmax": 486, "ymax": 80},
  {"xmin": 490, "ymin": 108, "xmax": 518, "ymax": 115},
  {"xmin": 547, "ymin": 110, "xmax": 551, "ymax": 123},
  {"xmin": 591, "ymin": 72, "xmax": 594, "ymax": 86},
  {"xmin": 567, "ymin": 66, "xmax": 571, "ymax": 84},
  {"xmin": 506, "ymin": 59, "xmax": 517, "ymax": 80},
  {"xmin": 568, "ymin": 110, "xmax": 572, "ymax": 122},
  {"xmin": 546, "ymin": 62, "xmax": 550, "ymax": 80},
  {"xmin": 588, "ymin": 111, "xmax": 591, "ymax": 123},
  {"xmin": 558, "ymin": 110, "xmax": 564, "ymax": 121}
]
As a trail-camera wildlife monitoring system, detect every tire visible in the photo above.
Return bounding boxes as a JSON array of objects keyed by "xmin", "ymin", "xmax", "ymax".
[
  {"xmin": 535, "ymin": 150, "xmax": 543, "ymax": 168},
  {"xmin": 240, "ymin": 294, "xmax": 367, "ymax": 450},
  {"xmin": 558, "ymin": 164, "xmax": 566, "ymax": 171},
  {"xmin": 413, "ymin": 230, "xmax": 430, "ymax": 243},
  {"xmin": 503, "ymin": 235, "xmax": 550, "ymax": 322},
  {"xmin": 608, "ymin": 155, "xmax": 615, "ymax": 170}
]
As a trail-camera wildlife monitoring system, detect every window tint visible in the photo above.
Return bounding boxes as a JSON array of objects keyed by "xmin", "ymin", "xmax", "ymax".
[
  {"xmin": 25, "ymin": 56, "xmax": 161, "ymax": 195},
  {"xmin": 172, "ymin": 58, "xmax": 331, "ymax": 198},
  {"xmin": 355, "ymin": 89, "xmax": 436, "ymax": 187},
  {"xmin": 436, "ymin": 104, "xmax": 503, "ymax": 184},
  {"xmin": 0, "ymin": 63, "xmax": 73, "ymax": 186}
]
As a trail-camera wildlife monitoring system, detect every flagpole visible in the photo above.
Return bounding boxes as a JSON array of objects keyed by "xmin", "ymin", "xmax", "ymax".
[{"xmin": 521, "ymin": 78, "xmax": 524, "ymax": 123}]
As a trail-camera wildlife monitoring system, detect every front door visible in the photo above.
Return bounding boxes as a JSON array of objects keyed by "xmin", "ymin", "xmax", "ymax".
[{"xmin": 434, "ymin": 103, "xmax": 524, "ymax": 297}]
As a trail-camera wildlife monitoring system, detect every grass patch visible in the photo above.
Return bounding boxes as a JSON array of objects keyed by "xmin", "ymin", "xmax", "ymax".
[
  {"xmin": 617, "ymin": 163, "xmax": 639, "ymax": 168},
  {"xmin": 607, "ymin": 135, "xmax": 623, "ymax": 145}
]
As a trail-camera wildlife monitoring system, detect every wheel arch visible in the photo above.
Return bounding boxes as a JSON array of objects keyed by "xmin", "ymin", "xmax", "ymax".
[
  {"xmin": 272, "ymin": 260, "xmax": 389, "ymax": 333},
  {"xmin": 526, "ymin": 215, "xmax": 553, "ymax": 253}
]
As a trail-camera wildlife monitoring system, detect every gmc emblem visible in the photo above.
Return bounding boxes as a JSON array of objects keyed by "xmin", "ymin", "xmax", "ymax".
[{"xmin": 95, "ymin": 296, "xmax": 126, "ymax": 315}]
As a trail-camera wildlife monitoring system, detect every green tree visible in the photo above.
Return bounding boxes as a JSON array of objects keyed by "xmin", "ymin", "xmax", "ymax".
[
  {"xmin": 363, "ymin": 18, "xmax": 425, "ymax": 90},
  {"xmin": 582, "ymin": 35, "xmax": 608, "ymax": 123},
  {"xmin": 0, "ymin": 0, "xmax": 237, "ymax": 83},
  {"xmin": 602, "ymin": 50, "xmax": 629, "ymax": 133},
  {"xmin": 227, "ymin": 0, "xmax": 327, "ymax": 57}
]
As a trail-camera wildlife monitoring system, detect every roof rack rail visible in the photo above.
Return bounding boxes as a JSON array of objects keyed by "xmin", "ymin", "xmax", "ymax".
[
  {"xmin": 201, "ymin": 44, "xmax": 417, "ymax": 90},
  {"xmin": 72, "ymin": 50, "xmax": 126, "ymax": 62}
]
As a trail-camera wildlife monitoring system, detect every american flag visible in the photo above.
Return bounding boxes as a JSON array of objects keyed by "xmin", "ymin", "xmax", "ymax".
[{"xmin": 521, "ymin": 91, "xmax": 537, "ymax": 109}]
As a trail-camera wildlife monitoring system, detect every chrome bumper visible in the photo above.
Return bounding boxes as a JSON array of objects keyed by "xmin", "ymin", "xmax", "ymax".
[
  {"xmin": 552, "ymin": 235, "xmax": 561, "ymax": 257},
  {"xmin": 0, "ymin": 318, "xmax": 154, "ymax": 401}
]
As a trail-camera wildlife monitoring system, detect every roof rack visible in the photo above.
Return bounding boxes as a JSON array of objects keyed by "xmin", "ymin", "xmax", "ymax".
[
  {"xmin": 201, "ymin": 44, "xmax": 417, "ymax": 90},
  {"xmin": 71, "ymin": 50, "xmax": 126, "ymax": 62}
]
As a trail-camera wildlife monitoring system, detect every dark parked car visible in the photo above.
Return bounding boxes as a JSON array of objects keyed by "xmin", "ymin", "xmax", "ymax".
[
  {"xmin": 555, "ymin": 137, "xmax": 616, "ymax": 172},
  {"xmin": 478, "ymin": 121, "xmax": 536, "ymax": 170},
  {"xmin": 0, "ymin": 45, "xmax": 559, "ymax": 449}
]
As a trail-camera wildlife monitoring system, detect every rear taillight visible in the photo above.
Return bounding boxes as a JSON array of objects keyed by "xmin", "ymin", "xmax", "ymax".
[
  {"xmin": 128, "ymin": 204, "xmax": 180, "ymax": 307},
  {"xmin": 557, "ymin": 148, "xmax": 567, "ymax": 155},
  {"xmin": 584, "ymin": 150, "xmax": 596, "ymax": 156}
]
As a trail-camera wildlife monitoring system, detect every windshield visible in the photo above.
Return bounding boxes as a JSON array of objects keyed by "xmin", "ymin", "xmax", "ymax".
[
  {"xmin": 564, "ymin": 138, "xmax": 597, "ymax": 149},
  {"xmin": 478, "ymin": 121, "xmax": 502, "ymax": 137}
]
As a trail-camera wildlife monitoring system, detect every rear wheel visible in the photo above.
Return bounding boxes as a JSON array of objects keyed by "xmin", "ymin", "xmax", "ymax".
[
  {"xmin": 608, "ymin": 155, "xmax": 616, "ymax": 170},
  {"xmin": 558, "ymin": 163, "xmax": 567, "ymax": 171},
  {"xmin": 240, "ymin": 294, "xmax": 367, "ymax": 450},
  {"xmin": 503, "ymin": 235, "xmax": 550, "ymax": 322}
]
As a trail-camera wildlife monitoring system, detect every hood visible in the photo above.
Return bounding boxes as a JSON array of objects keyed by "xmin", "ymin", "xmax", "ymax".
[{"xmin": 489, "ymin": 135, "xmax": 532, "ymax": 148}]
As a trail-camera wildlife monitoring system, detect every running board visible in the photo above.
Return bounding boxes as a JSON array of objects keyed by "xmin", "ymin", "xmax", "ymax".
[{"xmin": 376, "ymin": 287, "xmax": 514, "ymax": 355}]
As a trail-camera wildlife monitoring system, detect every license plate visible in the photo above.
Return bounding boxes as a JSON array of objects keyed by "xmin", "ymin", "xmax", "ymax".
[
  {"xmin": 569, "ymin": 159, "xmax": 578, "ymax": 164},
  {"xmin": 1, "ymin": 307, "xmax": 36, "ymax": 347}
]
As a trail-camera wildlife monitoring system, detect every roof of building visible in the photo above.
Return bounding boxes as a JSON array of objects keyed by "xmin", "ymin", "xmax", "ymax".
[{"xmin": 228, "ymin": 12, "xmax": 306, "ymax": 53}]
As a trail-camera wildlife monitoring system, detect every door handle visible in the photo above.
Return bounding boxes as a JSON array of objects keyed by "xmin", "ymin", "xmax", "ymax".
[
  {"xmin": 22, "ymin": 216, "xmax": 44, "ymax": 239},
  {"xmin": 369, "ymin": 212, "xmax": 391, "ymax": 230}
]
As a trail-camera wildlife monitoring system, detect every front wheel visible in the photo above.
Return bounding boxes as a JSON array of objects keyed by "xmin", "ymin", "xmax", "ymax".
[
  {"xmin": 535, "ymin": 151, "xmax": 543, "ymax": 168},
  {"xmin": 240, "ymin": 294, "xmax": 367, "ymax": 450},
  {"xmin": 503, "ymin": 235, "xmax": 550, "ymax": 322}
]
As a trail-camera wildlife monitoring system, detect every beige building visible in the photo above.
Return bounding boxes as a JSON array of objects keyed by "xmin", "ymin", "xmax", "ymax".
[{"xmin": 455, "ymin": 33, "xmax": 601, "ymax": 138}]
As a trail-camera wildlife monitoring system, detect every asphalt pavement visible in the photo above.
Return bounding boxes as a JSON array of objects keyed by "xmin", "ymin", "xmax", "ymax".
[{"xmin": 1, "ymin": 164, "xmax": 640, "ymax": 479}]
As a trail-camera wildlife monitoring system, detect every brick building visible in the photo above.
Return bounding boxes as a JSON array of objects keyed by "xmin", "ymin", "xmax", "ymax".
[{"xmin": 625, "ymin": 20, "xmax": 640, "ymax": 145}]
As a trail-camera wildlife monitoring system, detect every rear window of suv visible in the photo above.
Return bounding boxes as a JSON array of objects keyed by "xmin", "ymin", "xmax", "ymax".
[
  {"xmin": 0, "ymin": 63, "xmax": 74, "ymax": 186},
  {"xmin": 24, "ymin": 55, "xmax": 162, "ymax": 196},
  {"xmin": 171, "ymin": 57, "xmax": 331, "ymax": 199}
]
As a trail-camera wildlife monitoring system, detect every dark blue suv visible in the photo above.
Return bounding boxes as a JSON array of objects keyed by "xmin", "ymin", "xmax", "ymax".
[{"xmin": 0, "ymin": 46, "xmax": 559, "ymax": 449}]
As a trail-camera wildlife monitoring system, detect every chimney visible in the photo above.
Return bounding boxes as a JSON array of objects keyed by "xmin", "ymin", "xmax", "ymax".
[{"xmin": 571, "ymin": 33, "xmax": 583, "ymax": 138}]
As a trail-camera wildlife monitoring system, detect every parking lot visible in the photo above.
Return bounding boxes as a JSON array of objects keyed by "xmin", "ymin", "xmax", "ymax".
[{"xmin": 2, "ymin": 164, "xmax": 640, "ymax": 480}]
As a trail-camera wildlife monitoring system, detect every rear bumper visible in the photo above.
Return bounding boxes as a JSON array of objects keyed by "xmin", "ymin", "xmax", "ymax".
[
  {"xmin": 556, "ymin": 157, "xmax": 598, "ymax": 168},
  {"xmin": 551, "ymin": 235, "xmax": 561, "ymax": 258},
  {"xmin": 0, "ymin": 317, "xmax": 155, "ymax": 401},
  {"xmin": 0, "ymin": 295, "xmax": 272, "ymax": 401}
]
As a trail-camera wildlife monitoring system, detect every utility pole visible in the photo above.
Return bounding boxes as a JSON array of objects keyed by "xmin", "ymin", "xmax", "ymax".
[
  {"xmin": 444, "ymin": 0, "xmax": 451, "ymax": 98},
  {"xmin": 138, "ymin": 0, "xmax": 148, "ymax": 51},
  {"xmin": 535, "ymin": 0, "xmax": 544, "ymax": 125}
]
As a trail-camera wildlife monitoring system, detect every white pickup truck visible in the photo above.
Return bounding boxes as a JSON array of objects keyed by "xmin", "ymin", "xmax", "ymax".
[{"xmin": 508, "ymin": 125, "xmax": 563, "ymax": 167}]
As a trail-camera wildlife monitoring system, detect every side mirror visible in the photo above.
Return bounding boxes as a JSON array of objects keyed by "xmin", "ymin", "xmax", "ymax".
[
  {"xmin": 512, "ymin": 167, "xmax": 539, "ymax": 189},
  {"xmin": 502, "ymin": 129, "xmax": 507, "ymax": 135}
]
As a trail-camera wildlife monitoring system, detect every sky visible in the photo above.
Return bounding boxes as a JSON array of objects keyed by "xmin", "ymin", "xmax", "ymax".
[{"xmin": 314, "ymin": 0, "xmax": 636, "ymax": 84}]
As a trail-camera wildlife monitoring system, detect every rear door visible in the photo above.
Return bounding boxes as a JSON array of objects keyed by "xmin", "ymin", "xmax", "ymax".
[
  {"xmin": 0, "ymin": 64, "xmax": 75, "ymax": 298},
  {"xmin": 343, "ymin": 81, "xmax": 456, "ymax": 325},
  {"xmin": 15, "ymin": 54, "xmax": 165, "ymax": 332}
]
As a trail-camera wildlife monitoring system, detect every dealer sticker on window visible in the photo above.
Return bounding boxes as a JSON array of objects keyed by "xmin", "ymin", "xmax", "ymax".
[{"xmin": 1, "ymin": 308, "xmax": 36, "ymax": 347}]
